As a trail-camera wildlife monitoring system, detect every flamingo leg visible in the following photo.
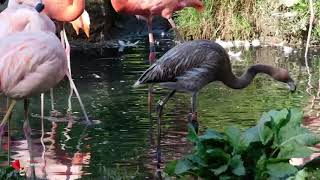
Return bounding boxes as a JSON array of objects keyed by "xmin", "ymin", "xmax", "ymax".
[
  {"xmin": 7, "ymin": 97, "xmax": 11, "ymax": 165},
  {"xmin": 23, "ymin": 99, "xmax": 36, "ymax": 179},
  {"xmin": 62, "ymin": 28, "xmax": 74, "ymax": 116},
  {"xmin": 190, "ymin": 92, "xmax": 199, "ymax": 133},
  {"xmin": 147, "ymin": 85, "xmax": 154, "ymax": 145},
  {"xmin": 65, "ymin": 71, "xmax": 92, "ymax": 125},
  {"xmin": 0, "ymin": 99, "xmax": 16, "ymax": 152},
  {"xmin": 167, "ymin": 18, "xmax": 184, "ymax": 43},
  {"xmin": 156, "ymin": 90, "xmax": 176, "ymax": 175},
  {"xmin": 146, "ymin": 17, "xmax": 156, "ymax": 140},
  {"xmin": 147, "ymin": 17, "xmax": 156, "ymax": 64}
]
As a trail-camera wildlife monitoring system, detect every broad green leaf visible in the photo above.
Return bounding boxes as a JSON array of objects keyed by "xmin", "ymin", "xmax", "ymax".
[
  {"xmin": 186, "ymin": 155, "xmax": 207, "ymax": 167},
  {"xmin": 219, "ymin": 175, "xmax": 233, "ymax": 180},
  {"xmin": 278, "ymin": 142, "xmax": 313, "ymax": 159},
  {"xmin": 198, "ymin": 129, "xmax": 224, "ymax": 142},
  {"xmin": 288, "ymin": 108, "xmax": 303, "ymax": 126},
  {"xmin": 225, "ymin": 126, "xmax": 244, "ymax": 153},
  {"xmin": 259, "ymin": 126, "xmax": 273, "ymax": 145},
  {"xmin": 229, "ymin": 155, "xmax": 245, "ymax": 176},
  {"xmin": 287, "ymin": 168, "xmax": 308, "ymax": 180},
  {"xmin": 187, "ymin": 124, "xmax": 198, "ymax": 143},
  {"xmin": 257, "ymin": 112, "xmax": 273, "ymax": 145},
  {"xmin": 266, "ymin": 162, "xmax": 298, "ymax": 178},
  {"xmin": 258, "ymin": 112, "xmax": 272, "ymax": 125},
  {"xmin": 241, "ymin": 126, "xmax": 260, "ymax": 147},
  {"xmin": 211, "ymin": 164, "xmax": 228, "ymax": 175},
  {"xmin": 268, "ymin": 109, "xmax": 289, "ymax": 128},
  {"xmin": 164, "ymin": 160, "xmax": 178, "ymax": 176},
  {"xmin": 278, "ymin": 130, "xmax": 318, "ymax": 158},
  {"xmin": 175, "ymin": 159, "xmax": 193, "ymax": 174},
  {"xmin": 206, "ymin": 149, "xmax": 230, "ymax": 161}
]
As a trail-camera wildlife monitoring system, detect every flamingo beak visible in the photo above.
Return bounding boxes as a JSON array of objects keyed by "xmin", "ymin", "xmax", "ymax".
[
  {"xmin": 71, "ymin": 21, "xmax": 80, "ymax": 35},
  {"xmin": 81, "ymin": 10, "xmax": 90, "ymax": 38},
  {"xmin": 70, "ymin": 10, "xmax": 90, "ymax": 38},
  {"xmin": 286, "ymin": 79, "xmax": 296, "ymax": 93}
]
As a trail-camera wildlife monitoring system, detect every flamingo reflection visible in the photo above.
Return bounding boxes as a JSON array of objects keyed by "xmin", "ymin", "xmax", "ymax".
[{"xmin": 2, "ymin": 120, "xmax": 91, "ymax": 180}]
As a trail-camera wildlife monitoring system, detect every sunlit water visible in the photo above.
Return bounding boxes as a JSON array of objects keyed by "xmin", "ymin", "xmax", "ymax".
[{"xmin": 0, "ymin": 36, "xmax": 320, "ymax": 179}]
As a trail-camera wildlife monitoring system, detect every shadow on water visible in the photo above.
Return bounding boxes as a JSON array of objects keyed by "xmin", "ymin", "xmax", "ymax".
[{"xmin": 0, "ymin": 36, "xmax": 320, "ymax": 179}]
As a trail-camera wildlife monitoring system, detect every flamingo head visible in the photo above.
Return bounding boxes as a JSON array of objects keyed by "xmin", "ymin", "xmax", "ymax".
[{"xmin": 70, "ymin": 10, "xmax": 90, "ymax": 38}]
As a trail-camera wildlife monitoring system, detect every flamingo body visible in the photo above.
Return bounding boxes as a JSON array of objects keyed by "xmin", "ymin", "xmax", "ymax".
[
  {"xmin": 134, "ymin": 40, "xmax": 295, "ymax": 92},
  {"xmin": 0, "ymin": 31, "xmax": 67, "ymax": 99},
  {"xmin": 111, "ymin": 0, "xmax": 204, "ymax": 19}
]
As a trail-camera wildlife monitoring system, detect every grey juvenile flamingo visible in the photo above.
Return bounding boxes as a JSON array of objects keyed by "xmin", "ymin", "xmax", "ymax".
[{"xmin": 133, "ymin": 39, "xmax": 296, "ymax": 168}]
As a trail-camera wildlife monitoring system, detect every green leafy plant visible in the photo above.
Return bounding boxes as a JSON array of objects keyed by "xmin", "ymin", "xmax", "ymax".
[
  {"xmin": 0, "ymin": 166, "xmax": 25, "ymax": 180},
  {"xmin": 165, "ymin": 108, "xmax": 320, "ymax": 179}
]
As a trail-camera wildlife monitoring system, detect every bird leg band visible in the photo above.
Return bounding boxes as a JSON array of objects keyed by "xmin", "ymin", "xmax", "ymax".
[{"xmin": 35, "ymin": 3, "xmax": 45, "ymax": 13}]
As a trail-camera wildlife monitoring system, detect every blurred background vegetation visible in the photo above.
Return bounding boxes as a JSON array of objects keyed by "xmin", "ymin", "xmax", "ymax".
[
  {"xmin": 0, "ymin": 0, "xmax": 319, "ymax": 45},
  {"xmin": 175, "ymin": 0, "xmax": 320, "ymax": 45}
]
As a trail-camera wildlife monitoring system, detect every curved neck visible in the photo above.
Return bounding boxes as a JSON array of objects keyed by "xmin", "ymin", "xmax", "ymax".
[
  {"xmin": 110, "ymin": 0, "xmax": 127, "ymax": 12},
  {"xmin": 61, "ymin": 0, "xmax": 85, "ymax": 22},
  {"xmin": 222, "ymin": 64, "xmax": 277, "ymax": 89}
]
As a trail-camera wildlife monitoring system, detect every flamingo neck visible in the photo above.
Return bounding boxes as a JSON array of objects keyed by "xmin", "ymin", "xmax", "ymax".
[
  {"xmin": 222, "ymin": 64, "xmax": 277, "ymax": 89},
  {"xmin": 110, "ymin": 0, "xmax": 127, "ymax": 13},
  {"xmin": 64, "ymin": 0, "xmax": 85, "ymax": 22}
]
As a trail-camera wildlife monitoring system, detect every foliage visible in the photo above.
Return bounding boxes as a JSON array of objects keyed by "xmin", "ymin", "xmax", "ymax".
[
  {"xmin": 175, "ymin": 0, "xmax": 320, "ymax": 44},
  {"xmin": 0, "ymin": 166, "xmax": 25, "ymax": 180},
  {"xmin": 165, "ymin": 108, "xmax": 320, "ymax": 179},
  {"xmin": 175, "ymin": 0, "xmax": 256, "ymax": 40},
  {"xmin": 277, "ymin": 0, "xmax": 320, "ymax": 43}
]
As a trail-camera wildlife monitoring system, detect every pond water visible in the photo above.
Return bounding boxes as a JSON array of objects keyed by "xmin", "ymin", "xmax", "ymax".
[{"xmin": 0, "ymin": 36, "xmax": 319, "ymax": 179}]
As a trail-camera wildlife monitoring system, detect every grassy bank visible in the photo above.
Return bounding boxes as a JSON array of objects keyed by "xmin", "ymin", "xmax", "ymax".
[{"xmin": 175, "ymin": 0, "xmax": 320, "ymax": 45}]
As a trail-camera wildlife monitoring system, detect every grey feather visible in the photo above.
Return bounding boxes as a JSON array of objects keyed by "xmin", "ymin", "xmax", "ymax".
[{"xmin": 133, "ymin": 40, "xmax": 230, "ymax": 92}]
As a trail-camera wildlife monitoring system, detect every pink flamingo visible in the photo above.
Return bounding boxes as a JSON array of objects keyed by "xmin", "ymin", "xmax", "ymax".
[
  {"xmin": 111, "ymin": 0, "xmax": 204, "ymax": 63},
  {"xmin": 0, "ymin": 1, "xmax": 91, "ymax": 121},
  {"xmin": 0, "ymin": 30, "xmax": 68, "ymax": 178},
  {"xmin": 0, "ymin": 3, "xmax": 92, "ymax": 176},
  {"xmin": 2, "ymin": 0, "xmax": 90, "ymax": 115}
]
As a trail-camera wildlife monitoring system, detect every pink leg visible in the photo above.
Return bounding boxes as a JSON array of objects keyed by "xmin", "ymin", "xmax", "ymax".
[
  {"xmin": 61, "ymin": 28, "xmax": 74, "ymax": 115},
  {"xmin": 65, "ymin": 72, "xmax": 92, "ymax": 125},
  {"xmin": 7, "ymin": 99, "xmax": 10, "ymax": 165},
  {"xmin": 0, "ymin": 99, "xmax": 16, "ymax": 152},
  {"xmin": 168, "ymin": 18, "xmax": 184, "ymax": 42},
  {"xmin": 147, "ymin": 17, "xmax": 156, "ymax": 64},
  {"xmin": 23, "ymin": 99, "xmax": 36, "ymax": 179}
]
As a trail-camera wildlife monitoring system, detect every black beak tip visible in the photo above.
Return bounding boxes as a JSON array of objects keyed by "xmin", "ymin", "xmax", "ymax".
[{"xmin": 289, "ymin": 84, "xmax": 297, "ymax": 93}]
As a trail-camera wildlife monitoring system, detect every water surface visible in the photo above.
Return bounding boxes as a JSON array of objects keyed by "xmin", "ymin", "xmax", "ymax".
[{"xmin": 0, "ymin": 37, "xmax": 319, "ymax": 179}]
